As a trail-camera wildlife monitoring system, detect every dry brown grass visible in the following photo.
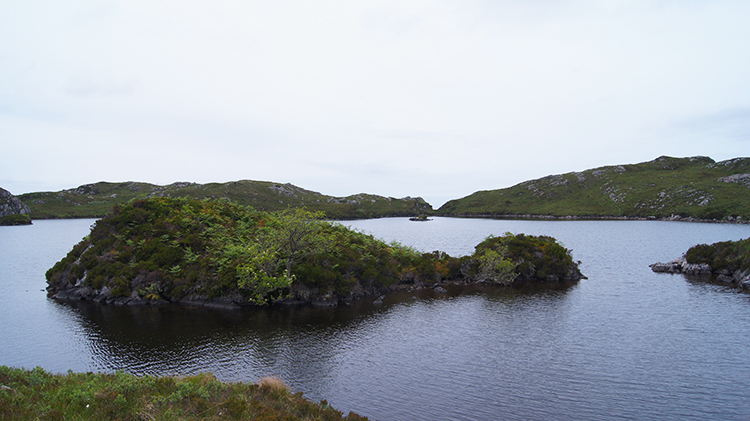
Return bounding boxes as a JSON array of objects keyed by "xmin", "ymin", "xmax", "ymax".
[{"xmin": 257, "ymin": 376, "xmax": 289, "ymax": 394}]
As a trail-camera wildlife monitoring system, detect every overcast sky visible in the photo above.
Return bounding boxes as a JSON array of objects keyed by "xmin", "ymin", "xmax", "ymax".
[{"xmin": 1, "ymin": 1, "xmax": 748, "ymax": 208}]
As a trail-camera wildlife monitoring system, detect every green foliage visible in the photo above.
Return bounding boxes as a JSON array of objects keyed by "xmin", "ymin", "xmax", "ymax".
[
  {"xmin": 0, "ymin": 214, "xmax": 32, "ymax": 226},
  {"xmin": 46, "ymin": 197, "xmax": 583, "ymax": 306},
  {"xmin": 685, "ymin": 238, "xmax": 750, "ymax": 273},
  {"xmin": 476, "ymin": 248, "xmax": 517, "ymax": 285},
  {"xmin": 0, "ymin": 366, "xmax": 368, "ymax": 420},
  {"xmin": 474, "ymin": 233, "xmax": 577, "ymax": 282},
  {"xmin": 46, "ymin": 198, "xmax": 446, "ymax": 304},
  {"xmin": 234, "ymin": 242, "xmax": 293, "ymax": 304},
  {"xmin": 438, "ymin": 156, "xmax": 750, "ymax": 220}
]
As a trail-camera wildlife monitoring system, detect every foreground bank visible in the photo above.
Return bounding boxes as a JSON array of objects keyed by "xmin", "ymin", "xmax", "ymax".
[
  {"xmin": 46, "ymin": 197, "xmax": 583, "ymax": 309},
  {"xmin": 0, "ymin": 366, "xmax": 366, "ymax": 420}
]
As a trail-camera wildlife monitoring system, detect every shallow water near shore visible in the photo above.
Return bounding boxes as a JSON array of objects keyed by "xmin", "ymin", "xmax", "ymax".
[{"xmin": 2, "ymin": 217, "xmax": 750, "ymax": 420}]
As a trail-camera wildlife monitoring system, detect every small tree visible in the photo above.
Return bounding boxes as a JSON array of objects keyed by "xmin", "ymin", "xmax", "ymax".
[
  {"xmin": 235, "ymin": 208, "xmax": 330, "ymax": 303},
  {"xmin": 235, "ymin": 242, "xmax": 290, "ymax": 304},
  {"xmin": 471, "ymin": 233, "xmax": 518, "ymax": 285},
  {"xmin": 476, "ymin": 248, "xmax": 517, "ymax": 285},
  {"xmin": 269, "ymin": 208, "xmax": 329, "ymax": 281}
]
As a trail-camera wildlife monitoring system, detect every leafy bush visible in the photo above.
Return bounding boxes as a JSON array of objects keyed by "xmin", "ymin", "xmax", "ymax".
[
  {"xmin": 685, "ymin": 238, "xmax": 750, "ymax": 273},
  {"xmin": 0, "ymin": 214, "xmax": 32, "ymax": 226},
  {"xmin": 474, "ymin": 233, "xmax": 578, "ymax": 282}
]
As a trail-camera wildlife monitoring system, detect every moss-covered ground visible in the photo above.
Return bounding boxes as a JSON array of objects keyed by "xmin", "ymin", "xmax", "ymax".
[{"xmin": 0, "ymin": 366, "xmax": 367, "ymax": 420}]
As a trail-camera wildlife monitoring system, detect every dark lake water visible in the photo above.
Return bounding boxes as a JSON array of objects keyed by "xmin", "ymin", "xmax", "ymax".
[{"xmin": 2, "ymin": 217, "xmax": 750, "ymax": 420}]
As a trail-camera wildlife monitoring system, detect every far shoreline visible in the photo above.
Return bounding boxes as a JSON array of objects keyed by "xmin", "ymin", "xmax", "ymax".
[
  {"xmin": 436, "ymin": 213, "xmax": 749, "ymax": 224},
  {"xmin": 14, "ymin": 213, "xmax": 750, "ymax": 225}
]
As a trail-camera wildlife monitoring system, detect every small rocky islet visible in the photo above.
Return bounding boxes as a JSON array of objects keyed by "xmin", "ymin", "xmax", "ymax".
[{"xmin": 650, "ymin": 237, "xmax": 750, "ymax": 290}]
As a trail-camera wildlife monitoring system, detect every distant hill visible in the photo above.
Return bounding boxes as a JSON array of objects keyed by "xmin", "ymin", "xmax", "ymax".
[
  {"xmin": 437, "ymin": 156, "xmax": 750, "ymax": 221},
  {"xmin": 18, "ymin": 180, "xmax": 432, "ymax": 220}
]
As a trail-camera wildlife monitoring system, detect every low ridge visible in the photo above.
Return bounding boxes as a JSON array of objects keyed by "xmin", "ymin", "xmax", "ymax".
[{"xmin": 18, "ymin": 180, "xmax": 431, "ymax": 220}]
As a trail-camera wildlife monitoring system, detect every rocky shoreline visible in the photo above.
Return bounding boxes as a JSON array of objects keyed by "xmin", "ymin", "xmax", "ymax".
[
  {"xmin": 49, "ymin": 267, "xmax": 586, "ymax": 310},
  {"xmin": 650, "ymin": 256, "xmax": 750, "ymax": 290}
]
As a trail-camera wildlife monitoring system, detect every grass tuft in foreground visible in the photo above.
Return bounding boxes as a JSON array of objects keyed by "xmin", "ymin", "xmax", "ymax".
[{"xmin": 0, "ymin": 366, "xmax": 367, "ymax": 420}]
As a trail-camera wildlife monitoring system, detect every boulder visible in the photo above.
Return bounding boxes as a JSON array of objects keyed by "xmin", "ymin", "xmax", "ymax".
[
  {"xmin": 650, "ymin": 256, "xmax": 712, "ymax": 275},
  {"xmin": 649, "ymin": 258, "xmax": 684, "ymax": 273}
]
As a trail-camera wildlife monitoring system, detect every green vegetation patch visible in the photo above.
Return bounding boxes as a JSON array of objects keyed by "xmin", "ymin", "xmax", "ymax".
[
  {"xmin": 0, "ymin": 214, "xmax": 32, "ymax": 226},
  {"xmin": 0, "ymin": 366, "xmax": 367, "ymax": 420},
  {"xmin": 685, "ymin": 237, "xmax": 750, "ymax": 273},
  {"xmin": 46, "ymin": 197, "xmax": 583, "ymax": 306}
]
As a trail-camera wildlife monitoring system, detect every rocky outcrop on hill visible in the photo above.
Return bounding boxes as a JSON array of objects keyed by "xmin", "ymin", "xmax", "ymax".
[
  {"xmin": 650, "ymin": 256, "xmax": 750, "ymax": 290},
  {"xmin": 0, "ymin": 187, "xmax": 31, "ymax": 217},
  {"xmin": 0, "ymin": 187, "xmax": 32, "ymax": 225}
]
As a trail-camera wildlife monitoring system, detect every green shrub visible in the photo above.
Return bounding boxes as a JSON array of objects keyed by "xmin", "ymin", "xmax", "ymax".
[{"xmin": 0, "ymin": 214, "xmax": 32, "ymax": 226}]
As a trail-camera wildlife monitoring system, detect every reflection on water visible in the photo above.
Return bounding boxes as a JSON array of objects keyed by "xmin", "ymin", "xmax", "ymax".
[{"xmin": 3, "ymin": 218, "xmax": 750, "ymax": 420}]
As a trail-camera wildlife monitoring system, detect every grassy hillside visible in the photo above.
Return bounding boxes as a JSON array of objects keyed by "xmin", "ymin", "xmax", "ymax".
[
  {"xmin": 18, "ymin": 180, "xmax": 432, "ymax": 220},
  {"xmin": 438, "ymin": 156, "xmax": 750, "ymax": 221},
  {"xmin": 0, "ymin": 366, "xmax": 367, "ymax": 420}
]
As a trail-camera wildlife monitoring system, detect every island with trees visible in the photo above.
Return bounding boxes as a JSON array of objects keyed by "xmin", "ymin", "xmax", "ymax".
[{"xmin": 46, "ymin": 197, "xmax": 584, "ymax": 308}]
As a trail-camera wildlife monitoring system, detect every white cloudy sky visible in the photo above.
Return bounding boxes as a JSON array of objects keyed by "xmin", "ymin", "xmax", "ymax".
[{"xmin": 1, "ymin": 1, "xmax": 748, "ymax": 208}]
